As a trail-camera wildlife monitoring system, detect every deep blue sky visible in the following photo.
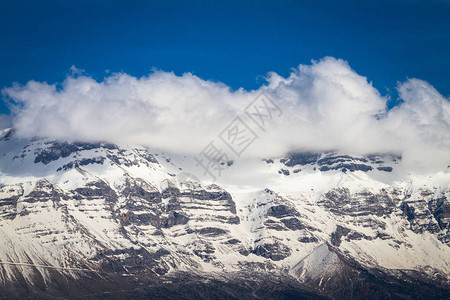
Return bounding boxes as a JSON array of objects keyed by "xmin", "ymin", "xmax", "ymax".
[{"xmin": 1, "ymin": 0, "xmax": 449, "ymax": 113}]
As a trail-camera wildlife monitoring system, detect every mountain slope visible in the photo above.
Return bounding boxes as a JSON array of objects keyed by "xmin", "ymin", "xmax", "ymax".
[{"xmin": 0, "ymin": 128, "xmax": 449, "ymax": 299}]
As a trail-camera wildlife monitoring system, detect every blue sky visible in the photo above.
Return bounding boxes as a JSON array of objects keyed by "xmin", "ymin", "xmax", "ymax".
[{"xmin": 1, "ymin": 0, "xmax": 449, "ymax": 114}]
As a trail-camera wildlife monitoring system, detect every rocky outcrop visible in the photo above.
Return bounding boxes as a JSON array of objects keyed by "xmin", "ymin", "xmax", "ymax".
[
  {"xmin": 34, "ymin": 141, "xmax": 117, "ymax": 165},
  {"xmin": 319, "ymin": 188, "xmax": 398, "ymax": 218},
  {"xmin": 279, "ymin": 151, "xmax": 400, "ymax": 173}
]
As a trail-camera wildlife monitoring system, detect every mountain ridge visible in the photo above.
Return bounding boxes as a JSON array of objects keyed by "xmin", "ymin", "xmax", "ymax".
[{"xmin": 0, "ymin": 129, "xmax": 449, "ymax": 299}]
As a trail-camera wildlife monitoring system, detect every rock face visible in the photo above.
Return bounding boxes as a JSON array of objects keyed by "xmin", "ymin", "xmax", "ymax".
[
  {"xmin": 279, "ymin": 151, "xmax": 399, "ymax": 173},
  {"xmin": 0, "ymin": 132, "xmax": 449, "ymax": 299}
]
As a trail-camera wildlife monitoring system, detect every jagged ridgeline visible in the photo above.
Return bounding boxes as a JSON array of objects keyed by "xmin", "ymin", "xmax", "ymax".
[{"xmin": 0, "ymin": 128, "xmax": 449, "ymax": 299}]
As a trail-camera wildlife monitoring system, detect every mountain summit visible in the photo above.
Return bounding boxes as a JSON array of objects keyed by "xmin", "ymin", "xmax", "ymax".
[{"xmin": 0, "ymin": 128, "xmax": 449, "ymax": 299}]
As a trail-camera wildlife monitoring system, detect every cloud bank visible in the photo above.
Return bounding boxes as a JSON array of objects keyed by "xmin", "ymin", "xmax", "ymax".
[{"xmin": 3, "ymin": 57, "xmax": 450, "ymax": 172}]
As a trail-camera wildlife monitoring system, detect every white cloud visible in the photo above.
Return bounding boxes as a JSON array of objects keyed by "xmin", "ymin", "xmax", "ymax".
[
  {"xmin": 2, "ymin": 57, "xmax": 450, "ymax": 173},
  {"xmin": 0, "ymin": 114, "xmax": 12, "ymax": 129}
]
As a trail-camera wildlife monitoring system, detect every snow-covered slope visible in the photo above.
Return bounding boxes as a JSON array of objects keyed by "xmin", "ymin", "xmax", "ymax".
[{"xmin": 0, "ymin": 128, "xmax": 449, "ymax": 299}]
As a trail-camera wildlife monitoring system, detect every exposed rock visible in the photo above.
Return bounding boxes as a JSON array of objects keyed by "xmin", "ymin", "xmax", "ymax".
[
  {"xmin": 160, "ymin": 211, "xmax": 189, "ymax": 228},
  {"xmin": 35, "ymin": 141, "xmax": 117, "ymax": 164},
  {"xmin": 280, "ymin": 218, "xmax": 305, "ymax": 230},
  {"xmin": 400, "ymin": 192, "xmax": 441, "ymax": 234},
  {"xmin": 278, "ymin": 168, "xmax": 290, "ymax": 176},
  {"xmin": 280, "ymin": 152, "xmax": 320, "ymax": 166},
  {"xmin": 57, "ymin": 157, "xmax": 105, "ymax": 171},
  {"xmin": 320, "ymin": 163, "xmax": 372, "ymax": 172},
  {"xmin": 72, "ymin": 180, "xmax": 118, "ymax": 202},
  {"xmin": 198, "ymin": 227, "xmax": 228, "ymax": 236},
  {"xmin": 318, "ymin": 154, "xmax": 368, "ymax": 166},
  {"xmin": 121, "ymin": 176, "xmax": 161, "ymax": 204},
  {"xmin": 267, "ymin": 204, "xmax": 299, "ymax": 218},
  {"xmin": 252, "ymin": 241, "xmax": 291, "ymax": 261},
  {"xmin": 320, "ymin": 188, "xmax": 396, "ymax": 217},
  {"xmin": 298, "ymin": 236, "xmax": 319, "ymax": 243},
  {"xmin": 264, "ymin": 219, "xmax": 288, "ymax": 231},
  {"xmin": 331, "ymin": 225, "xmax": 351, "ymax": 246},
  {"xmin": 377, "ymin": 166, "xmax": 393, "ymax": 172}
]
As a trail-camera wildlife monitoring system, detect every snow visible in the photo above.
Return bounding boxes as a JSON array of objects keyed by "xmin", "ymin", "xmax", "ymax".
[{"xmin": 0, "ymin": 135, "xmax": 449, "ymax": 283}]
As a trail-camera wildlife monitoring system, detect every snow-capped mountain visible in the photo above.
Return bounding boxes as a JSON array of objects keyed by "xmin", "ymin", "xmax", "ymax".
[{"xmin": 0, "ymin": 128, "xmax": 449, "ymax": 299}]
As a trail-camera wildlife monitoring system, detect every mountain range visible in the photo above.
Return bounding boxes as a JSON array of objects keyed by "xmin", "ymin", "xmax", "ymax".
[{"xmin": 0, "ymin": 128, "xmax": 449, "ymax": 299}]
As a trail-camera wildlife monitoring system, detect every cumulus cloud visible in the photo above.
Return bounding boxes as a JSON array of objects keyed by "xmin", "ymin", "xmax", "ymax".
[
  {"xmin": 2, "ymin": 57, "xmax": 450, "ymax": 172},
  {"xmin": 0, "ymin": 114, "xmax": 12, "ymax": 130}
]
